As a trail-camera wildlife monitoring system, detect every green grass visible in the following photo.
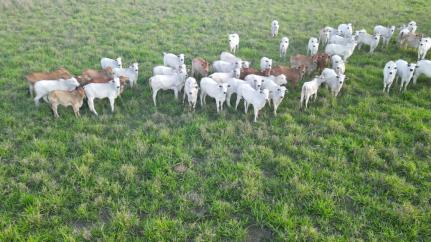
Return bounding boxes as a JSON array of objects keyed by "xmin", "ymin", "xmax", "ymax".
[{"xmin": 1, "ymin": 0, "xmax": 431, "ymax": 240}]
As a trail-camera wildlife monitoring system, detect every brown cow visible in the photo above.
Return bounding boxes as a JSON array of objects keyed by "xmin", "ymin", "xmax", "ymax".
[
  {"xmin": 192, "ymin": 57, "xmax": 209, "ymax": 77},
  {"xmin": 239, "ymin": 67, "xmax": 270, "ymax": 79},
  {"xmin": 399, "ymin": 32, "xmax": 424, "ymax": 49},
  {"xmin": 314, "ymin": 53, "xmax": 330, "ymax": 72},
  {"xmin": 25, "ymin": 67, "xmax": 73, "ymax": 97},
  {"xmin": 290, "ymin": 54, "xmax": 317, "ymax": 74},
  {"xmin": 271, "ymin": 65, "xmax": 306, "ymax": 87}
]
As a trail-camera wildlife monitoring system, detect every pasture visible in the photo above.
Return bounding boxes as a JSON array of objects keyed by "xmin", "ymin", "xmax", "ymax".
[{"xmin": 1, "ymin": 0, "xmax": 431, "ymax": 240}]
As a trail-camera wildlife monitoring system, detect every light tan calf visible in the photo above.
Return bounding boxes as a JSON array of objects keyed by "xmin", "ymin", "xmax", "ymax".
[{"xmin": 48, "ymin": 87, "xmax": 86, "ymax": 118}]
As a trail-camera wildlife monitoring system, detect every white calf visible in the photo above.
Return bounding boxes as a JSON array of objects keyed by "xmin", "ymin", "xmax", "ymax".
[
  {"xmin": 412, "ymin": 59, "xmax": 431, "ymax": 85},
  {"xmin": 307, "ymin": 37, "xmax": 319, "ymax": 56},
  {"xmin": 374, "ymin": 25, "xmax": 396, "ymax": 47},
  {"xmin": 101, "ymin": 57, "xmax": 122, "ymax": 70},
  {"xmin": 357, "ymin": 32, "xmax": 381, "ymax": 53},
  {"xmin": 395, "ymin": 59, "xmax": 417, "ymax": 92},
  {"xmin": 418, "ymin": 37, "xmax": 431, "ymax": 60},
  {"xmin": 280, "ymin": 37, "xmax": 289, "ymax": 58},
  {"xmin": 84, "ymin": 77, "xmax": 121, "ymax": 116},
  {"xmin": 33, "ymin": 77, "xmax": 80, "ymax": 106},
  {"xmin": 300, "ymin": 76, "xmax": 326, "ymax": 109},
  {"xmin": 163, "ymin": 52, "xmax": 185, "ymax": 69},
  {"xmin": 200, "ymin": 77, "xmax": 229, "ymax": 113},
  {"xmin": 271, "ymin": 20, "xmax": 279, "ymax": 37},
  {"xmin": 260, "ymin": 57, "xmax": 273, "ymax": 71},
  {"xmin": 228, "ymin": 33, "xmax": 240, "ymax": 54},
  {"xmin": 149, "ymin": 73, "xmax": 187, "ymax": 106},
  {"xmin": 383, "ymin": 61, "xmax": 397, "ymax": 93},
  {"xmin": 262, "ymin": 79, "xmax": 287, "ymax": 115},
  {"xmin": 236, "ymin": 84, "xmax": 270, "ymax": 122},
  {"xmin": 113, "ymin": 63, "xmax": 139, "ymax": 87},
  {"xmin": 183, "ymin": 77, "xmax": 199, "ymax": 111}
]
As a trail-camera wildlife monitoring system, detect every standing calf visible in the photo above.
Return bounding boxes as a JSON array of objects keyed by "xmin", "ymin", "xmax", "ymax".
[
  {"xmin": 395, "ymin": 59, "xmax": 417, "ymax": 92},
  {"xmin": 33, "ymin": 77, "xmax": 80, "ymax": 106},
  {"xmin": 307, "ymin": 37, "xmax": 319, "ymax": 56},
  {"xmin": 183, "ymin": 77, "xmax": 199, "ymax": 111},
  {"xmin": 200, "ymin": 77, "xmax": 229, "ymax": 113},
  {"xmin": 101, "ymin": 57, "xmax": 122, "ymax": 70},
  {"xmin": 300, "ymin": 76, "xmax": 326, "ymax": 109},
  {"xmin": 191, "ymin": 57, "xmax": 209, "ymax": 77},
  {"xmin": 149, "ymin": 72, "xmax": 187, "ymax": 106},
  {"xmin": 84, "ymin": 77, "xmax": 121, "ymax": 116},
  {"xmin": 280, "ymin": 37, "xmax": 289, "ymax": 58},
  {"xmin": 374, "ymin": 25, "xmax": 396, "ymax": 47},
  {"xmin": 236, "ymin": 84, "xmax": 270, "ymax": 122},
  {"xmin": 271, "ymin": 20, "xmax": 279, "ymax": 37},
  {"xmin": 382, "ymin": 61, "xmax": 397, "ymax": 93},
  {"xmin": 48, "ymin": 87, "xmax": 86, "ymax": 118},
  {"xmin": 163, "ymin": 53, "xmax": 185, "ymax": 68},
  {"xmin": 228, "ymin": 33, "xmax": 240, "ymax": 54},
  {"xmin": 412, "ymin": 59, "xmax": 431, "ymax": 85},
  {"xmin": 418, "ymin": 37, "xmax": 431, "ymax": 60}
]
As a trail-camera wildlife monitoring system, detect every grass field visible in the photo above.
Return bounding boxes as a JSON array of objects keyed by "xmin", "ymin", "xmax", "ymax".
[{"xmin": 1, "ymin": 0, "xmax": 431, "ymax": 240}]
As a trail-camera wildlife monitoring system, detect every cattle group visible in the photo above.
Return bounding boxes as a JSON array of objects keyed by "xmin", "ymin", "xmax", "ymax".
[{"xmin": 26, "ymin": 20, "xmax": 431, "ymax": 122}]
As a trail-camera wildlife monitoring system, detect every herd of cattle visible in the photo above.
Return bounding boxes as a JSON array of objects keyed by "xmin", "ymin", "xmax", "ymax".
[{"xmin": 25, "ymin": 20, "xmax": 431, "ymax": 121}]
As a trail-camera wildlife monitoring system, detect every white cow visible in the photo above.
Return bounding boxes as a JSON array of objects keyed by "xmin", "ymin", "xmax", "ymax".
[
  {"xmin": 383, "ymin": 61, "xmax": 397, "ymax": 93},
  {"xmin": 228, "ymin": 33, "xmax": 240, "ymax": 54},
  {"xmin": 33, "ymin": 77, "xmax": 80, "ymax": 106},
  {"xmin": 271, "ymin": 20, "xmax": 279, "ymax": 37},
  {"xmin": 325, "ymin": 41, "xmax": 357, "ymax": 61},
  {"xmin": 260, "ymin": 57, "xmax": 273, "ymax": 71},
  {"xmin": 183, "ymin": 77, "xmax": 199, "ymax": 111},
  {"xmin": 149, "ymin": 72, "xmax": 187, "ymax": 106},
  {"xmin": 236, "ymin": 84, "xmax": 270, "ymax": 122},
  {"xmin": 84, "ymin": 77, "xmax": 121, "ymax": 116},
  {"xmin": 395, "ymin": 59, "xmax": 417, "ymax": 92},
  {"xmin": 307, "ymin": 37, "xmax": 319, "ymax": 56},
  {"xmin": 412, "ymin": 59, "xmax": 431, "ymax": 85},
  {"xmin": 374, "ymin": 25, "xmax": 396, "ymax": 47},
  {"xmin": 163, "ymin": 53, "xmax": 185, "ymax": 69},
  {"xmin": 338, "ymin": 23, "xmax": 353, "ymax": 37},
  {"xmin": 280, "ymin": 37, "xmax": 289, "ymax": 58},
  {"xmin": 113, "ymin": 63, "xmax": 139, "ymax": 87},
  {"xmin": 101, "ymin": 57, "xmax": 122, "ymax": 70},
  {"xmin": 200, "ymin": 77, "xmax": 229, "ymax": 113},
  {"xmin": 418, "ymin": 37, "xmax": 431, "ymax": 60},
  {"xmin": 300, "ymin": 76, "xmax": 326, "ymax": 109}
]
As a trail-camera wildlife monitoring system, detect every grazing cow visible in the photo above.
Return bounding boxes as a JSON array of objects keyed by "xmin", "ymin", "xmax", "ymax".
[
  {"xmin": 25, "ymin": 68, "xmax": 73, "ymax": 97},
  {"xmin": 383, "ymin": 60, "xmax": 397, "ymax": 93},
  {"xmin": 48, "ymin": 86, "xmax": 86, "ymax": 118},
  {"xmin": 191, "ymin": 57, "xmax": 209, "ymax": 77}
]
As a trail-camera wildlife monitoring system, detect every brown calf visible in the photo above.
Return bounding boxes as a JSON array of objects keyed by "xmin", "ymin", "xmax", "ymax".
[
  {"xmin": 48, "ymin": 86, "xmax": 86, "ymax": 118},
  {"xmin": 192, "ymin": 57, "xmax": 209, "ymax": 77},
  {"xmin": 290, "ymin": 54, "xmax": 317, "ymax": 74},
  {"xmin": 271, "ymin": 65, "xmax": 306, "ymax": 87},
  {"xmin": 399, "ymin": 32, "xmax": 424, "ymax": 49},
  {"xmin": 25, "ymin": 67, "xmax": 73, "ymax": 96},
  {"xmin": 239, "ymin": 67, "xmax": 270, "ymax": 79},
  {"xmin": 313, "ymin": 53, "xmax": 330, "ymax": 73}
]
